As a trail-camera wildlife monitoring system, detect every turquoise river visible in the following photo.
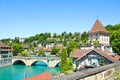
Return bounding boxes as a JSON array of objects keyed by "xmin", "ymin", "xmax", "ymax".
[{"xmin": 0, "ymin": 62, "xmax": 60, "ymax": 80}]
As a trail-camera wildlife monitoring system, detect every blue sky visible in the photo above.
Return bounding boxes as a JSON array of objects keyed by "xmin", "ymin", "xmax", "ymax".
[{"xmin": 0, "ymin": 0, "xmax": 120, "ymax": 39}]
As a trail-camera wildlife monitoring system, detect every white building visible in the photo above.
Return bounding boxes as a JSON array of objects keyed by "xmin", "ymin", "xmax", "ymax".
[
  {"xmin": 82, "ymin": 19, "xmax": 112, "ymax": 52},
  {"xmin": 19, "ymin": 38, "xmax": 25, "ymax": 42},
  {"xmin": 88, "ymin": 19, "xmax": 110, "ymax": 46}
]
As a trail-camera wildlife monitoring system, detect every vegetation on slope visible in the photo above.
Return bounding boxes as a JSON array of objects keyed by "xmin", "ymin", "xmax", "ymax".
[{"xmin": 105, "ymin": 24, "xmax": 120, "ymax": 54}]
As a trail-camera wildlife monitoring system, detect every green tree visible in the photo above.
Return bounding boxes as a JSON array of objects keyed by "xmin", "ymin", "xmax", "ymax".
[
  {"xmin": 51, "ymin": 46, "xmax": 59, "ymax": 55},
  {"xmin": 80, "ymin": 31, "xmax": 88, "ymax": 45},
  {"xmin": 12, "ymin": 37, "xmax": 19, "ymax": 43},
  {"xmin": 110, "ymin": 31, "xmax": 120, "ymax": 54},
  {"xmin": 53, "ymin": 33, "xmax": 57, "ymax": 38},
  {"xmin": 60, "ymin": 47, "xmax": 68, "ymax": 73},
  {"xmin": 20, "ymin": 50, "xmax": 29, "ymax": 57},
  {"xmin": 38, "ymin": 49, "xmax": 45, "ymax": 56},
  {"xmin": 67, "ymin": 41, "xmax": 78, "ymax": 57},
  {"xmin": 12, "ymin": 44, "xmax": 24, "ymax": 56},
  {"xmin": 92, "ymin": 40, "xmax": 99, "ymax": 45},
  {"xmin": 106, "ymin": 24, "xmax": 120, "ymax": 54},
  {"xmin": 67, "ymin": 58, "xmax": 73, "ymax": 70}
]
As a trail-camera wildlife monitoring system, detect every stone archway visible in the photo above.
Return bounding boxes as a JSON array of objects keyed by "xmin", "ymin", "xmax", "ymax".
[
  {"xmin": 12, "ymin": 59, "xmax": 26, "ymax": 65},
  {"xmin": 29, "ymin": 59, "xmax": 48, "ymax": 66}
]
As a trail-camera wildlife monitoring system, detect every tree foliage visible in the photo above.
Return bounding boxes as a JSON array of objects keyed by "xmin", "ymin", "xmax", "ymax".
[
  {"xmin": 38, "ymin": 49, "xmax": 45, "ymax": 56},
  {"xmin": 12, "ymin": 44, "xmax": 24, "ymax": 56},
  {"xmin": 92, "ymin": 40, "xmax": 99, "ymax": 45},
  {"xmin": 51, "ymin": 46, "xmax": 59, "ymax": 55},
  {"xmin": 67, "ymin": 41, "xmax": 78, "ymax": 57},
  {"xmin": 106, "ymin": 24, "xmax": 120, "ymax": 54},
  {"xmin": 80, "ymin": 31, "xmax": 88, "ymax": 45},
  {"xmin": 20, "ymin": 50, "xmax": 29, "ymax": 57},
  {"xmin": 60, "ymin": 47, "xmax": 68, "ymax": 73},
  {"xmin": 67, "ymin": 58, "xmax": 73, "ymax": 70}
]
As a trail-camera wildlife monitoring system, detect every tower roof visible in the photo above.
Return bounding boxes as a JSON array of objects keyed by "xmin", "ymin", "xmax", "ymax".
[{"xmin": 89, "ymin": 19, "xmax": 110, "ymax": 34}]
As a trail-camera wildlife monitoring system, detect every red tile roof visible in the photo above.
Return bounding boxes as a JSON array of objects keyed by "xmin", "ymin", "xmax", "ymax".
[
  {"xmin": 0, "ymin": 42, "xmax": 9, "ymax": 47},
  {"xmin": 70, "ymin": 49, "xmax": 89, "ymax": 58},
  {"xmin": 24, "ymin": 72, "xmax": 53, "ymax": 80},
  {"xmin": 103, "ymin": 51, "xmax": 120, "ymax": 61},
  {"xmin": 113, "ymin": 55, "xmax": 120, "ymax": 61},
  {"xmin": 0, "ymin": 42, "xmax": 13, "ymax": 52},
  {"xmin": 89, "ymin": 19, "xmax": 110, "ymax": 34}
]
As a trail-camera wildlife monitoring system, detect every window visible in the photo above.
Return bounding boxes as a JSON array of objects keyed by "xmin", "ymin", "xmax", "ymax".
[{"xmin": 88, "ymin": 58, "xmax": 92, "ymax": 64}]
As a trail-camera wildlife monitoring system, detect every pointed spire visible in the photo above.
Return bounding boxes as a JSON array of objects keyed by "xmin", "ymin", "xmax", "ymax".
[{"xmin": 89, "ymin": 19, "xmax": 110, "ymax": 34}]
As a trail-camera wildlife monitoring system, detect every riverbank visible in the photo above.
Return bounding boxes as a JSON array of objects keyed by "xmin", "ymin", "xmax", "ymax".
[
  {"xmin": 0, "ymin": 63, "xmax": 12, "ymax": 68},
  {"xmin": 0, "ymin": 58, "xmax": 12, "ymax": 68}
]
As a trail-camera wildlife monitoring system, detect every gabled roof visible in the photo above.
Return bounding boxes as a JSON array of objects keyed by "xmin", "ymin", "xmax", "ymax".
[
  {"xmin": 71, "ymin": 49, "xmax": 117, "ymax": 62},
  {"xmin": 89, "ymin": 19, "xmax": 110, "ymax": 34},
  {"xmin": 24, "ymin": 72, "xmax": 53, "ymax": 80},
  {"xmin": 70, "ymin": 49, "xmax": 89, "ymax": 58}
]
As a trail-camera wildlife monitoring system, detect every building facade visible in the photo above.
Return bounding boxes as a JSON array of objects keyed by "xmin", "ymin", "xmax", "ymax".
[{"xmin": 0, "ymin": 42, "xmax": 13, "ymax": 59}]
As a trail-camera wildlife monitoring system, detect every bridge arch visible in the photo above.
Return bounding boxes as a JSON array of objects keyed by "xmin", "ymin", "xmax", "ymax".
[
  {"xmin": 48, "ymin": 60, "xmax": 61, "ymax": 67},
  {"xmin": 55, "ymin": 60, "xmax": 61, "ymax": 67},
  {"xmin": 13, "ymin": 59, "xmax": 26, "ymax": 65},
  {"xmin": 29, "ymin": 59, "xmax": 48, "ymax": 66},
  {"xmin": 55, "ymin": 61, "xmax": 61, "ymax": 67}
]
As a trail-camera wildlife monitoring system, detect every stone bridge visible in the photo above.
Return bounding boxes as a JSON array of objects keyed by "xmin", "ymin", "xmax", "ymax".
[{"xmin": 12, "ymin": 57, "xmax": 61, "ymax": 68}]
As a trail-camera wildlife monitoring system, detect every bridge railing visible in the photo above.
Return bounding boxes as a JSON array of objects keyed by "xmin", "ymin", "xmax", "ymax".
[
  {"xmin": 49, "ymin": 61, "xmax": 120, "ymax": 80},
  {"xmin": 12, "ymin": 56, "xmax": 60, "ymax": 60}
]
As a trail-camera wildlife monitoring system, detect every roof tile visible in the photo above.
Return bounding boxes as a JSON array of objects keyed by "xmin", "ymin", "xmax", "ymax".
[{"xmin": 89, "ymin": 19, "xmax": 110, "ymax": 34}]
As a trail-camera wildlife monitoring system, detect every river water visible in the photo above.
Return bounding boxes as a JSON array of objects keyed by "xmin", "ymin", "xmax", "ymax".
[{"xmin": 0, "ymin": 62, "xmax": 60, "ymax": 80}]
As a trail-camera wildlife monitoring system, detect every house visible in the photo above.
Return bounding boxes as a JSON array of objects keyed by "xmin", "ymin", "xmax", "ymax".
[
  {"xmin": 0, "ymin": 42, "xmax": 13, "ymax": 59},
  {"xmin": 46, "ymin": 43, "xmax": 54, "ymax": 49},
  {"xmin": 71, "ymin": 19, "xmax": 120, "ymax": 69},
  {"xmin": 34, "ymin": 46, "xmax": 44, "ymax": 52},
  {"xmin": 71, "ymin": 49, "xmax": 119, "ymax": 69},
  {"xmin": 44, "ymin": 48, "xmax": 52, "ymax": 56},
  {"xmin": 56, "ymin": 43, "xmax": 63, "ymax": 49},
  {"xmin": 19, "ymin": 38, "xmax": 25, "ymax": 42},
  {"xmin": 22, "ymin": 44, "xmax": 29, "ymax": 51}
]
